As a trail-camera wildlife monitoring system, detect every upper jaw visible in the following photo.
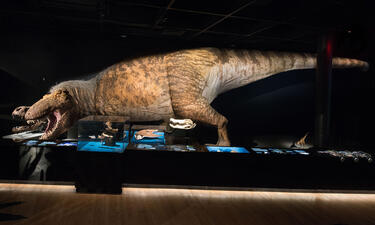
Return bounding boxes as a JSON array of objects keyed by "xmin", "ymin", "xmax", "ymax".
[
  {"xmin": 25, "ymin": 106, "xmax": 51, "ymax": 121},
  {"xmin": 24, "ymin": 95, "xmax": 59, "ymax": 121}
]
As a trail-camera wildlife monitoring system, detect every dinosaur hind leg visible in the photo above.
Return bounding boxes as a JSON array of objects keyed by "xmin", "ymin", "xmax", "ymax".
[{"xmin": 174, "ymin": 99, "xmax": 230, "ymax": 146}]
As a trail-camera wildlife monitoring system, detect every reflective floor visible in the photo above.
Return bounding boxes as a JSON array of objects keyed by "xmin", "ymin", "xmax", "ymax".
[{"xmin": 0, "ymin": 183, "xmax": 375, "ymax": 225}]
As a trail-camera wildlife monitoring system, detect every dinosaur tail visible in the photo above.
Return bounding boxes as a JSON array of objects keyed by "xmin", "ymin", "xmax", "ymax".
[
  {"xmin": 332, "ymin": 57, "xmax": 369, "ymax": 71},
  {"xmin": 216, "ymin": 49, "xmax": 369, "ymax": 94}
]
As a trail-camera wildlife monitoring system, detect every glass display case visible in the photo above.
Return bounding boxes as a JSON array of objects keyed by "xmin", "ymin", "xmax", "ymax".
[
  {"xmin": 77, "ymin": 116, "xmax": 130, "ymax": 153},
  {"xmin": 130, "ymin": 125, "xmax": 166, "ymax": 145}
]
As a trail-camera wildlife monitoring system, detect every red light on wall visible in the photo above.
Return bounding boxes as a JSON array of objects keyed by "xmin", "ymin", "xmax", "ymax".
[{"xmin": 326, "ymin": 39, "xmax": 332, "ymax": 57}]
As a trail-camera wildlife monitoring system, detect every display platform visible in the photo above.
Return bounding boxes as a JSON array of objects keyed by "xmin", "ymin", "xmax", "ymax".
[
  {"xmin": 1, "ymin": 139, "xmax": 375, "ymax": 193},
  {"xmin": 2, "ymin": 116, "xmax": 375, "ymax": 194}
]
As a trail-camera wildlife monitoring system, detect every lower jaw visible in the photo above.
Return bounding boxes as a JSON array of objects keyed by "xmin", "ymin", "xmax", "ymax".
[
  {"xmin": 40, "ymin": 134, "xmax": 50, "ymax": 140},
  {"xmin": 40, "ymin": 131, "xmax": 55, "ymax": 140},
  {"xmin": 12, "ymin": 123, "xmax": 46, "ymax": 134}
]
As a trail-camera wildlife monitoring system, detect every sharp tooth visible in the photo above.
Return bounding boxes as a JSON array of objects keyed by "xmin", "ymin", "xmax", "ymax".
[{"xmin": 27, "ymin": 120, "xmax": 37, "ymax": 125}]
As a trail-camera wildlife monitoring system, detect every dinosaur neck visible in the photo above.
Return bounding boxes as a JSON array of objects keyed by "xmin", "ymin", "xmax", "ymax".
[
  {"xmin": 72, "ymin": 79, "xmax": 97, "ymax": 117},
  {"xmin": 51, "ymin": 78, "xmax": 97, "ymax": 117}
]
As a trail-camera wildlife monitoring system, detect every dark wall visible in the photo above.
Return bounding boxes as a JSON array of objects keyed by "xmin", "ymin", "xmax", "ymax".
[{"xmin": 0, "ymin": 32, "xmax": 190, "ymax": 92}]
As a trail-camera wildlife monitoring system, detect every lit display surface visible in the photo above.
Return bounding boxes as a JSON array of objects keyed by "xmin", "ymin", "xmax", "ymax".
[
  {"xmin": 130, "ymin": 131, "xmax": 165, "ymax": 144},
  {"xmin": 56, "ymin": 142, "xmax": 77, "ymax": 147},
  {"xmin": 78, "ymin": 141, "xmax": 127, "ymax": 153},
  {"xmin": 284, "ymin": 150, "xmax": 297, "ymax": 155},
  {"xmin": 206, "ymin": 146, "xmax": 249, "ymax": 153},
  {"xmin": 132, "ymin": 144, "xmax": 196, "ymax": 152},
  {"xmin": 251, "ymin": 148, "xmax": 270, "ymax": 154},
  {"xmin": 24, "ymin": 140, "xmax": 77, "ymax": 147},
  {"xmin": 294, "ymin": 150, "xmax": 310, "ymax": 155},
  {"xmin": 268, "ymin": 148, "xmax": 286, "ymax": 154}
]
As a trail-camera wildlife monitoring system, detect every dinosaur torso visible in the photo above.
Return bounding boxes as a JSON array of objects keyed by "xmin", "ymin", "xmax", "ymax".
[
  {"xmin": 94, "ymin": 54, "xmax": 174, "ymax": 121},
  {"xmin": 92, "ymin": 48, "xmax": 313, "ymax": 120}
]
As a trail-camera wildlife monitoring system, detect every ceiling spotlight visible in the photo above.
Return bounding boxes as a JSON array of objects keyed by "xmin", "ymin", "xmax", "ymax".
[
  {"xmin": 120, "ymin": 35, "xmax": 127, "ymax": 38},
  {"xmin": 347, "ymin": 30, "xmax": 352, "ymax": 34}
]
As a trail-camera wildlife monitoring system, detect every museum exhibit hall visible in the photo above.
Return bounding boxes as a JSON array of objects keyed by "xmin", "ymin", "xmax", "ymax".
[{"xmin": 1, "ymin": 0, "xmax": 375, "ymax": 224}]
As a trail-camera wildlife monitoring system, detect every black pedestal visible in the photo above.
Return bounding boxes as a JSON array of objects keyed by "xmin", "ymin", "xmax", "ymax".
[{"xmin": 75, "ymin": 151, "xmax": 122, "ymax": 194}]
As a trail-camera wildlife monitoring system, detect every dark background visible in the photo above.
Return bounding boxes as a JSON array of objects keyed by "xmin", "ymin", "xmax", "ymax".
[{"xmin": 1, "ymin": 0, "xmax": 374, "ymax": 149}]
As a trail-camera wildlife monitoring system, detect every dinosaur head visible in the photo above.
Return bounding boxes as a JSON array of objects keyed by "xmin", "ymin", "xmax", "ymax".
[{"xmin": 25, "ymin": 88, "xmax": 79, "ymax": 140}]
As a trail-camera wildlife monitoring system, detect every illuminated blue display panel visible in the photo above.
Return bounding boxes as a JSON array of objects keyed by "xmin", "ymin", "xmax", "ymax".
[
  {"xmin": 130, "ymin": 131, "xmax": 165, "ymax": 144},
  {"xmin": 251, "ymin": 148, "xmax": 270, "ymax": 154},
  {"xmin": 293, "ymin": 149, "xmax": 310, "ymax": 155},
  {"xmin": 284, "ymin": 150, "xmax": 298, "ymax": 155},
  {"xmin": 24, "ymin": 140, "xmax": 77, "ymax": 147},
  {"xmin": 269, "ymin": 148, "xmax": 286, "ymax": 154},
  {"xmin": 78, "ymin": 141, "xmax": 127, "ymax": 153},
  {"xmin": 77, "ymin": 116, "xmax": 130, "ymax": 153},
  {"xmin": 206, "ymin": 146, "xmax": 249, "ymax": 153},
  {"xmin": 132, "ymin": 144, "xmax": 196, "ymax": 152},
  {"xmin": 251, "ymin": 148, "xmax": 309, "ymax": 155}
]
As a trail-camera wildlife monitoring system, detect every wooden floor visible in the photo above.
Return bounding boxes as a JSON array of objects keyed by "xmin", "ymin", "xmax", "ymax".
[{"xmin": 1, "ymin": 183, "xmax": 375, "ymax": 225}]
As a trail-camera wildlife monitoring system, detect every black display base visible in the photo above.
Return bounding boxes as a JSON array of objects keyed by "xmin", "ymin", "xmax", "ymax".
[
  {"xmin": 75, "ymin": 151, "xmax": 122, "ymax": 194},
  {"xmin": 1, "ymin": 139, "xmax": 375, "ymax": 192}
]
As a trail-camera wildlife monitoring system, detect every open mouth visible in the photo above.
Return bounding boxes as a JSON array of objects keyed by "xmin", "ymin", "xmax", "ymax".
[
  {"xmin": 18, "ymin": 109, "xmax": 64, "ymax": 140},
  {"xmin": 38, "ymin": 110, "xmax": 62, "ymax": 140}
]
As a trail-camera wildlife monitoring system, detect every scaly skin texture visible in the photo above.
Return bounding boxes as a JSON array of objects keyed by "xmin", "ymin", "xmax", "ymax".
[{"xmin": 14, "ymin": 48, "xmax": 369, "ymax": 145}]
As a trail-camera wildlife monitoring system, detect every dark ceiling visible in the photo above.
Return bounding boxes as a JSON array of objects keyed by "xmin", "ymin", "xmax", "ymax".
[{"xmin": 1, "ymin": 0, "xmax": 374, "ymax": 52}]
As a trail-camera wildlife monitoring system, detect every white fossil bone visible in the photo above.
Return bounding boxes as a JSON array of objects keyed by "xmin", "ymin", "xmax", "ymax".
[
  {"xmin": 135, "ymin": 129, "xmax": 161, "ymax": 140},
  {"xmin": 169, "ymin": 118, "xmax": 196, "ymax": 130}
]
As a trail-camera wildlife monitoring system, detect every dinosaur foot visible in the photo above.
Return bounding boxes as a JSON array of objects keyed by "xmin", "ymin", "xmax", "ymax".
[{"xmin": 206, "ymin": 141, "xmax": 231, "ymax": 147}]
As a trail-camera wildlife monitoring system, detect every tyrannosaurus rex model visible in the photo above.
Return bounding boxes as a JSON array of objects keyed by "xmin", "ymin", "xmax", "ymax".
[{"xmin": 12, "ymin": 48, "xmax": 369, "ymax": 146}]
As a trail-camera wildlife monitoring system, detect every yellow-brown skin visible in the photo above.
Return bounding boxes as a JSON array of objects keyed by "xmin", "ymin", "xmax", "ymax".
[
  {"xmin": 96, "ymin": 49, "xmax": 231, "ymax": 145},
  {"xmin": 18, "ymin": 48, "xmax": 369, "ymax": 145},
  {"xmin": 95, "ymin": 54, "xmax": 174, "ymax": 121}
]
